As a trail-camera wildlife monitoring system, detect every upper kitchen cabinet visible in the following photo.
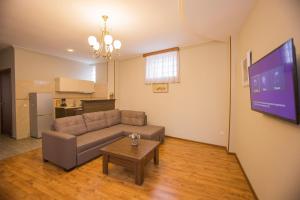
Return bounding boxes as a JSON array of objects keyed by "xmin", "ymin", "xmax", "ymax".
[{"xmin": 55, "ymin": 77, "xmax": 95, "ymax": 93}]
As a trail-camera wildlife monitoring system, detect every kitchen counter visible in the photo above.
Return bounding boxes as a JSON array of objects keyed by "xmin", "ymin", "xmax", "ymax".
[
  {"xmin": 55, "ymin": 106, "xmax": 83, "ymax": 118},
  {"xmin": 81, "ymin": 99, "xmax": 115, "ymax": 113},
  {"xmin": 80, "ymin": 99, "xmax": 116, "ymax": 102},
  {"xmin": 55, "ymin": 106, "xmax": 82, "ymax": 109}
]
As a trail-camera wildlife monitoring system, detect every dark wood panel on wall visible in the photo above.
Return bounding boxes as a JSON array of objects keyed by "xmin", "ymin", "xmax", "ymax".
[
  {"xmin": 55, "ymin": 107, "xmax": 83, "ymax": 118},
  {"xmin": 81, "ymin": 99, "xmax": 115, "ymax": 113},
  {"xmin": 0, "ymin": 69, "xmax": 12, "ymax": 136}
]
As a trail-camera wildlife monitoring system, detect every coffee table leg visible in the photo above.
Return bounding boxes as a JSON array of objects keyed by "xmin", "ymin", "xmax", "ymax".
[
  {"xmin": 103, "ymin": 154, "xmax": 108, "ymax": 174},
  {"xmin": 135, "ymin": 161, "xmax": 144, "ymax": 185},
  {"xmin": 154, "ymin": 147, "xmax": 159, "ymax": 165}
]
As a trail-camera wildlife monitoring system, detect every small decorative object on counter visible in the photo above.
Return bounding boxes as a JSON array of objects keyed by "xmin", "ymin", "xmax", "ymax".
[
  {"xmin": 128, "ymin": 133, "xmax": 141, "ymax": 146},
  {"xmin": 109, "ymin": 92, "xmax": 114, "ymax": 99},
  {"xmin": 55, "ymin": 99, "xmax": 61, "ymax": 107},
  {"xmin": 60, "ymin": 98, "xmax": 67, "ymax": 107}
]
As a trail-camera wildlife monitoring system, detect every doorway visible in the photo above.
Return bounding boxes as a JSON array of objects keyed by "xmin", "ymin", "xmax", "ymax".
[{"xmin": 0, "ymin": 69, "xmax": 12, "ymax": 137}]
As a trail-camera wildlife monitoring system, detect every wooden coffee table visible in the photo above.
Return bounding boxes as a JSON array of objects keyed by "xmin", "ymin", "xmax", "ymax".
[{"xmin": 100, "ymin": 138, "xmax": 160, "ymax": 185}]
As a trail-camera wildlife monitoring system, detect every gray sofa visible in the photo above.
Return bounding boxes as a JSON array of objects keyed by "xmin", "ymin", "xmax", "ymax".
[{"xmin": 42, "ymin": 109, "xmax": 165, "ymax": 171}]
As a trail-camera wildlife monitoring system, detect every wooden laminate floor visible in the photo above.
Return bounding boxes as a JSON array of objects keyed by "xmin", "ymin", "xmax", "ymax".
[{"xmin": 0, "ymin": 137, "xmax": 256, "ymax": 200}]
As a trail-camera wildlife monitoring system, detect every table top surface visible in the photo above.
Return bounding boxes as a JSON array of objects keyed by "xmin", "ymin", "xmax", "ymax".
[{"xmin": 100, "ymin": 138, "xmax": 160, "ymax": 161}]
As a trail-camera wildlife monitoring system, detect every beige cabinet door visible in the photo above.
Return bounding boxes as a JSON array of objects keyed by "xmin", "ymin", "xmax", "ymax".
[{"xmin": 55, "ymin": 77, "xmax": 95, "ymax": 93}]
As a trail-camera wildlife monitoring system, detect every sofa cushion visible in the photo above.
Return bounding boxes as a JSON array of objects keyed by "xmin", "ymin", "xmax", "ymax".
[
  {"xmin": 113, "ymin": 124, "xmax": 164, "ymax": 141},
  {"xmin": 121, "ymin": 110, "xmax": 146, "ymax": 126},
  {"xmin": 53, "ymin": 115, "xmax": 87, "ymax": 136},
  {"xmin": 76, "ymin": 127, "xmax": 124, "ymax": 153},
  {"xmin": 104, "ymin": 109, "xmax": 121, "ymax": 126},
  {"xmin": 83, "ymin": 111, "xmax": 108, "ymax": 132}
]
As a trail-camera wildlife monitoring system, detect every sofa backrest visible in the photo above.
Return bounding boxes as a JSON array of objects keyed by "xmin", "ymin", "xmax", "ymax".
[
  {"xmin": 83, "ymin": 111, "xmax": 108, "ymax": 132},
  {"xmin": 52, "ymin": 109, "xmax": 147, "ymax": 136},
  {"xmin": 104, "ymin": 109, "xmax": 121, "ymax": 126},
  {"xmin": 53, "ymin": 115, "xmax": 87, "ymax": 136},
  {"xmin": 121, "ymin": 110, "xmax": 146, "ymax": 126}
]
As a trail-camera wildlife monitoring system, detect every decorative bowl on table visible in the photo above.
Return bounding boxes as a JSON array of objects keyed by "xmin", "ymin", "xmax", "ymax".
[{"xmin": 128, "ymin": 133, "xmax": 141, "ymax": 146}]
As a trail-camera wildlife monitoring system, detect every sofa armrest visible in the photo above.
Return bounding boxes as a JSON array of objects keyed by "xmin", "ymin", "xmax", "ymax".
[{"xmin": 42, "ymin": 131, "xmax": 77, "ymax": 170}]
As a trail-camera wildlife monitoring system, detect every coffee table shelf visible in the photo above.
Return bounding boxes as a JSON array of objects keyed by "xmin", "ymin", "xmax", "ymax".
[{"xmin": 100, "ymin": 138, "xmax": 160, "ymax": 185}]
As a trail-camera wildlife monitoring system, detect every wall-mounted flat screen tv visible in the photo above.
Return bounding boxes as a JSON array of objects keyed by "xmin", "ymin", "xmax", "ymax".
[{"xmin": 249, "ymin": 39, "xmax": 299, "ymax": 124}]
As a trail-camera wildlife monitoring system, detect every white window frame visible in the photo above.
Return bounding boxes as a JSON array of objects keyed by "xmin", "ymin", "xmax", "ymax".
[{"xmin": 145, "ymin": 50, "xmax": 180, "ymax": 84}]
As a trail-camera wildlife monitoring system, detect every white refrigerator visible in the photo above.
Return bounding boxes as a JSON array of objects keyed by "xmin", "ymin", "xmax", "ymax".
[{"xmin": 29, "ymin": 93, "xmax": 54, "ymax": 138}]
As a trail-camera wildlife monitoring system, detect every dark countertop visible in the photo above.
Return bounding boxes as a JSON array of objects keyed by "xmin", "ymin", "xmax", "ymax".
[
  {"xmin": 80, "ymin": 99, "xmax": 115, "ymax": 102},
  {"xmin": 55, "ymin": 106, "xmax": 82, "ymax": 109}
]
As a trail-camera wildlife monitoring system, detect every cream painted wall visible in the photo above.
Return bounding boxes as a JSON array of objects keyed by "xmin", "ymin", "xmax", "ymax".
[
  {"xmin": 14, "ymin": 48, "xmax": 94, "ymax": 81},
  {"xmin": 95, "ymin": 62, "xmax": 115, "ymax": 99},
  {"xmin": 117, "ymin": 42, "xmax": 230, "ymax": 146},
  {"xmin": 14, "ymin": 47, "xmax": 107, "ymax": 139},
  {"xmin": 107, "ymin": 62, "xmax": 116, "ymax": 98},
  {"xmin": 231, "ymin": 0, "xmax": 300, "ymax": 199},
  {"xmin": 96, "ymin": 62, "xmax": 107, "ymax": 85}
]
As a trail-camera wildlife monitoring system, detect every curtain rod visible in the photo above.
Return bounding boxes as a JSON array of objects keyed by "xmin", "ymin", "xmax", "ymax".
[{"xmin": 143, "ymin": 47, "xmax": 179, "ymax": 57}]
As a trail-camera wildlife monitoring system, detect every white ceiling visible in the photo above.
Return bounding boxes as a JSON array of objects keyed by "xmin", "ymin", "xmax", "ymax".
[{"xmin": 0, "ymin": 0, "xmax": 255, "ymax": 64}]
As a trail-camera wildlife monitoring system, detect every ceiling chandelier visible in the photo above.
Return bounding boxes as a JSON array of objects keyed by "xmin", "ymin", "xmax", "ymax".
[{"xmin": 88, "ymin": 15, "xmax": 121, "ymax": 60}]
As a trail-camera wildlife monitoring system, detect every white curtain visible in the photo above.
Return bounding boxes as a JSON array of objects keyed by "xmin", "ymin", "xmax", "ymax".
[{"xmin": 145, "ymin": 51, "xmax": 179, "ymax": 83}]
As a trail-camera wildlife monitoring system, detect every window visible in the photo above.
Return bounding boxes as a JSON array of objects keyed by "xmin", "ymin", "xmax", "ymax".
[{"xmin": 145, "ymin": 50, "xmax": 179, "ymax": 83}]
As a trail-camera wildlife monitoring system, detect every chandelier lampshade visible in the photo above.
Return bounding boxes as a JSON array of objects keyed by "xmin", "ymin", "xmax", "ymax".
[
  {"xmin": 88, "ymin": 36, "xmax": 97, "ymax": 46},
  {"xmin": 104, "ymin": 35, "xmax": 113, "ymax": 45},
  {"xmin": 113, "ymin": 40, "xmax": 121, "ymax": 49},
  {"xmin": 93, "ymin": 42, "xmax": 100, "ymax": 51},
  {"xmin": 88, "ymin": 15, "xmax": 121, "ymax": 60}
]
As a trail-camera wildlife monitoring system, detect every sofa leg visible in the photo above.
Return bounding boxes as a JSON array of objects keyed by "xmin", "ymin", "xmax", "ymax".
[{"xmin": 64, "ymin": 167, "xmax": 76, "ymax": 172}]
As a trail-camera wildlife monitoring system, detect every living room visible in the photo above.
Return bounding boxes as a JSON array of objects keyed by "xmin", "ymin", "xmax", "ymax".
[{"xmin": 0, "ymin": 0, "xmax": 300, "ymax": 200}]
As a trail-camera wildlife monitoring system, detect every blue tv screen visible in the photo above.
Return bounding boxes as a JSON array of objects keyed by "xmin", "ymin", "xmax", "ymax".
[{"xmin": 249, "ymin": 39, "xmax": 299, "ymax": 123}]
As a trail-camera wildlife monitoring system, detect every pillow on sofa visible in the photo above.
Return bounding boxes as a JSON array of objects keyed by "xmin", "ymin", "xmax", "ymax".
[
  {"xmin": 104, "ymin": 109, "xmax": 121, "ymax": 126},
  {"xmin": 121, "ymin": 110, "xmax": 146, "ymax": 126},
  {"xmin": 83, "ymin": 111, "xmax": 108, "ymax": 132},
  {"xmin": 53, "ymin": 115, "xmax": 87, "ymax": 136}
]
